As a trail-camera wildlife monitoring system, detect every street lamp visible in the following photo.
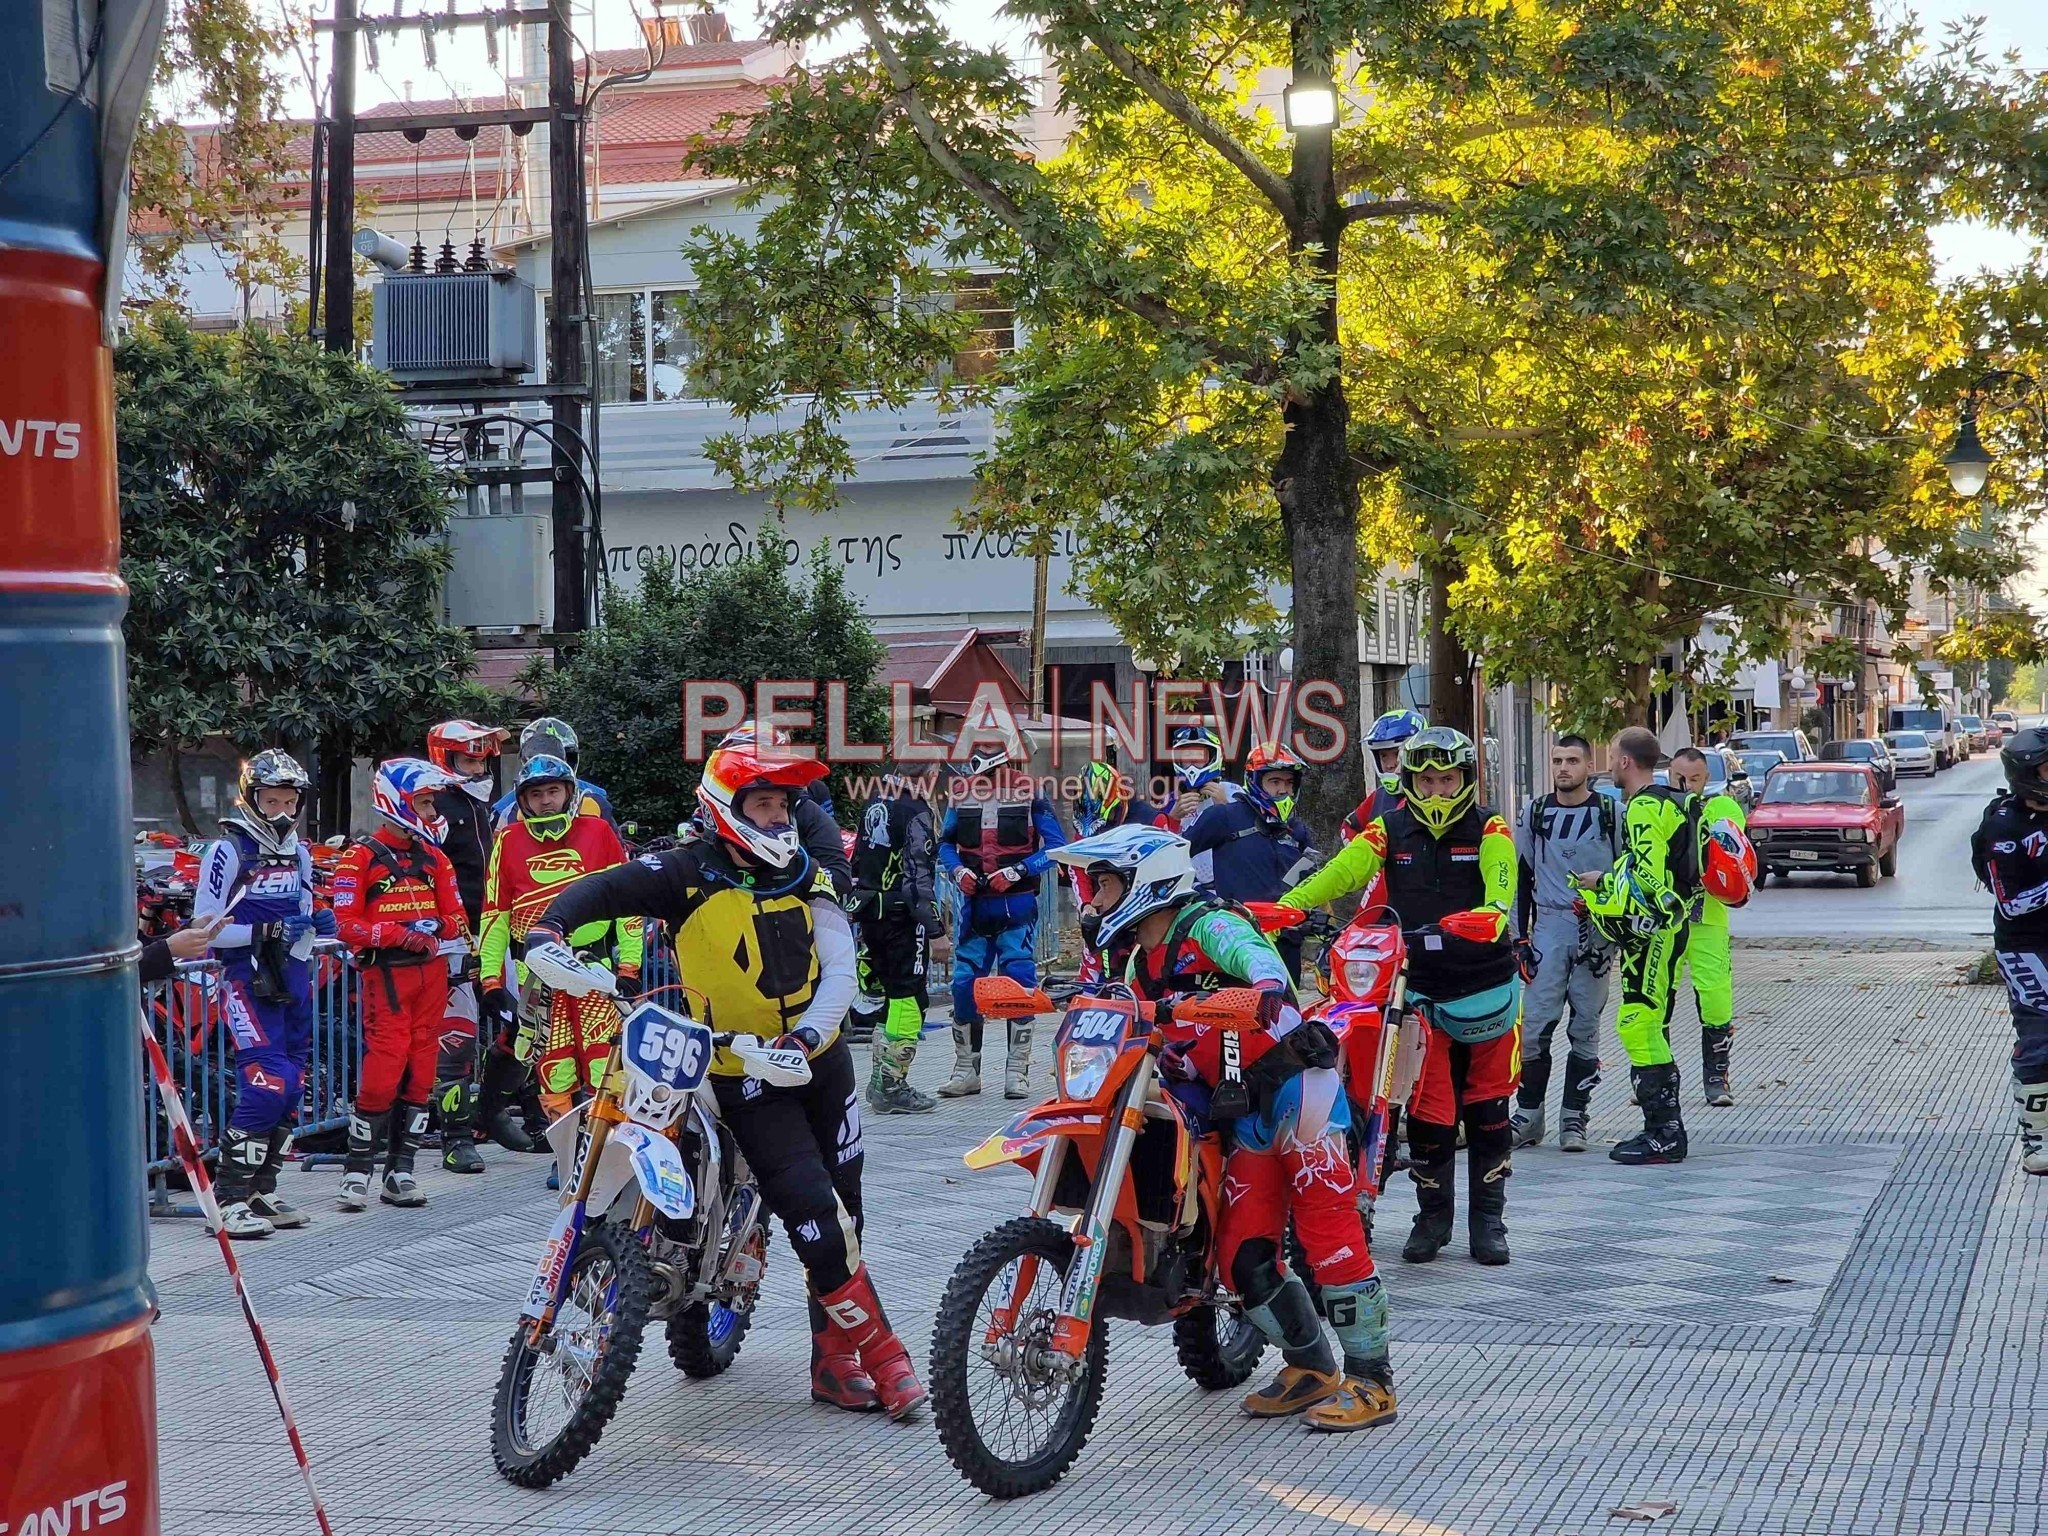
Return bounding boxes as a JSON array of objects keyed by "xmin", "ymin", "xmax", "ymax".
[
  {"xmin": 1944, "ymin": 400, "xmax": 1991, "ymax": 498},
  {"xmin": 1283, "ymin": 79, "xmax": 1338, "ymax": 132}
]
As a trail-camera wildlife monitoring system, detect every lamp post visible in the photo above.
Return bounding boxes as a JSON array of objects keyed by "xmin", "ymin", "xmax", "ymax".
[{"xmin": 1945, "ymin": 369, "xmax": 2039, "ymax": 497}]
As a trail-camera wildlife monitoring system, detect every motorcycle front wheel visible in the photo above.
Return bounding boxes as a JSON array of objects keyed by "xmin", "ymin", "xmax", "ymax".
[
  {"xmin": 930, "ymin": 1215, "xmax": 1109, "ymax": 1499},
  {"xmin": 491, "ymin": 1219, "xmax": 653, "ymax": 1488}
]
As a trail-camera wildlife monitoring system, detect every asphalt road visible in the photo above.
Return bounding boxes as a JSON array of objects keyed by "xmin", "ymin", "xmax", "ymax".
[{"xmin": 1730, "ymin": 744, "xmax": 2006, "ymax": 941}]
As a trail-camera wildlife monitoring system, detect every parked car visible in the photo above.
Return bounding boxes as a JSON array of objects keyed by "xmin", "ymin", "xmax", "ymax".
[
  {"xmin": 1818, "ymin": 737, "xmax": 1896, "ymax": 793},
  {"xmin": 1958, "ymin": 713, "xmax": 2000, "ymax": 753},
  {"xmin": 1652, "ymin": 746, "xmax": 1757, "ymax": 810},
  {"xmin": 1881, "ymin": 730, "xmax": 1937, "ymax": 778},
  {"xmin": 1748, "ymin": 763, "xmax": 1904, "ymax": 889},
  {"xmin": 1886, "ymin": 704, "xmax": 1960, "ymax": 769},
  {"xmin": 1728, "ymin": 728, "xmax": 1816, "ymax": 763},
  {"xmin": 1993, "ymin": 709, "xmax": 2020, "ymax": 737},
  {"xmin": 1735, "ymin": 748, "xmax": 1789, "ymax": 784}
]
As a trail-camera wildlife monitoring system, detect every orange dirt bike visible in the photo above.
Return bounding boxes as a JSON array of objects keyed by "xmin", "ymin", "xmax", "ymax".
[{"xmin": 929, "ymin": 977, "xmax": 1273, "ymax": 1498}]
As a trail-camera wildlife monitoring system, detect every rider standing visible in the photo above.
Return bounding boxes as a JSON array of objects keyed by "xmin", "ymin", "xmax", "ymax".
[
  {"xmin": 1668, "ymin": 745, "xmax": 1751, "ymax": 1109},
  {"xmin": 1183, "ymin": 742, "xmax": 1317, "ymax": 979},
  {"xmin": 1512, "ymin": 734, "xmax": 1621, "ymax": 1153},
  {"xmin": 1344, "ymin": 709, "xmax": 1427, "ymax": 840},
  {"xmin": 529, "ymin": 739, "xmax": 927, "ymax": 1419},
  {"xmin": 1284, "ymin": 727, "xmax": 1521, "ymax": 1267},
  {"xmin": 193, "ymin": 750, "xmax": 332, "ymax": 1238},
  {"xmin": 1971, "ymin": 726, "xmax": 2048, "ymax": 1175},
  {"xmin": 425, "ymin": 719, "xmax": 510, "ymax": 1171},
  {"xmin": 492, "ymin": 717, "xmax": 615, "ymax": 829},
  {"xmin": 330, "ymin": 759, "xmax": 470, "ymax": 1212},
  {"xmin": 1053, "ymin": 824, "xmax": 1395, "ymax": 1432},
  {"xmin": 852, "ymin": 767, "xmax": 943, "ymax": 1115}
]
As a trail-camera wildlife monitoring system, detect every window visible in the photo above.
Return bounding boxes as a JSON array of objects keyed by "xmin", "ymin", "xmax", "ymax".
[
  {"xmin": 650, "ymin": 289, "xmax": 702, "ymax": 401},
  {"xmin": 592, "ymin": 292, "xmax": 647, "ymax": 404},
  {"xmin": 950, "ymin": 274, "xmax": 1015, "ymax": 381}
]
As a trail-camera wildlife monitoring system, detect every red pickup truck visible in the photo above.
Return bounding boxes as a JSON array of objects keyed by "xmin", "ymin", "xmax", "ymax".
[{"xmin": 1749, "ymin": 762, "xmax": 1905, "ymax": 889}]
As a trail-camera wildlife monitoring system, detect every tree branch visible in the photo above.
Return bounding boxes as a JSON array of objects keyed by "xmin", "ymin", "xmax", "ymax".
[
  {"xmin": 1058, "ymin": 15, "xmax": 1298, "ymax": 226},
  {"xmin": 852, "ymin": 4, "xmax": 1277, "ymax": 384},
  {"xmin": 1341, "ymin": 196, "xmax": 1448, "ymax": 227}
]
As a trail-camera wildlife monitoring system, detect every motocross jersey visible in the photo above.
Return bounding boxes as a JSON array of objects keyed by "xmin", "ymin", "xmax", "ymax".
[
  {"xmin": 851, "ymin": 790, "xmax": 937, "ymax": 919},
  {"xmin": 1183, "ymin": 795, "xmax": 1316, "ymax": 905},
  {"xmin": 1972, "ymin": 791, "xmax": 2048, "ymax": 949},
  {"xmin": 1283, "ymin": 801, "xmax": 1517, "ymax": 1001},
  {"xmin": 1341, "ymin": 779, "xmax": 1402, "ymax": 843},
  {"xmin": 192, "ymin": 826, "xmax": 315, "ymax": 956},
  {"xmin": 1124, "ymin": 898, "xmax": 1300, "ymax": 1078},
  {"xmin": 331, "ymin": 828, "xmax": 468, "ymax": 967},
  {"xmin": 491, "ymin": 777, "xmax": 615, "ymax": 832},
  {"xmin": 478, "ymin": 812, "xmax": 644, "ymax": 993},
  {"xmin": 439, "ymin": 783, "xmax": 496, "ymax": 931},
  {"xmin": 1516, "ymin": 790, "xmax": 1622, "ymax": 932},
  {"xmin": 537, "ymin": 842, "xmax": 858, "ymax": 1076},
  {"xmin": 1587, "ymin": 784, "xmax": 1697, "ymax": 938}
]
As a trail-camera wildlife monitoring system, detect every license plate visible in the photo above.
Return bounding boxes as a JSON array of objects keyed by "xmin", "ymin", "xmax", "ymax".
[{"xmin": 1789, "ymin": 850, "xmax": 1821, "ymax": 861}]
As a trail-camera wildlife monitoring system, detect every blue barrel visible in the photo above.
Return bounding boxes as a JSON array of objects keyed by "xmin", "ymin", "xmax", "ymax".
[{"xmin": 0, "ymin": 7, "xmax": 163, "ymax": 1529}]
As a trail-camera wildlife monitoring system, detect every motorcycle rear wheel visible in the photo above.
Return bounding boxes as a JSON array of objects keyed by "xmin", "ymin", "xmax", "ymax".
[
  {"xmin": 931, "ymin": 1215, "xmax": 1109, "ymax": 1499},
  {"xmin": 491, "ymin": 1219, "xmax": 653, "ymax": 1488},
  {"xmin": 1172, "ymin": 1303, "xmax": 1266, "ymax": 1388}
]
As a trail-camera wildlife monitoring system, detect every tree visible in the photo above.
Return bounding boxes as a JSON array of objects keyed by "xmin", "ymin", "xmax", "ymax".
[
  {"xmin": 118, "ymin": 318, "xmax": 474, "ymax": 833},
  {"xmin": 532, "ymin": 532, "xmax": 888, "ymax": 833},
  {"xmin": 681, "ymin": 0, "xmax": 2048, "ymax": 833}
]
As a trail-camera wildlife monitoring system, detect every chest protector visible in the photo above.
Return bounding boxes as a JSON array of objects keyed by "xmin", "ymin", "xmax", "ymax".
[
  {"xmin": 1129, "ymin": 899, "xmax": 1235, "ymax": 1002},
  {"xmin": 671, "ymin": 881, "xmax": 822, "ymax": 1071},
  {"xmin": 954, "ymin": 797, "xmax": 1039, "ymax": 891},
  {"xmin": 223, "ymin": 829, "xmax": 308, "ymax": 928},
  {"xmin": 357, "ymin": 838, "xmax": 443, "ymax": 967},
  {"xmin": 1380, "ymin": 802, "xmax": 1490, "ymax": 928}
]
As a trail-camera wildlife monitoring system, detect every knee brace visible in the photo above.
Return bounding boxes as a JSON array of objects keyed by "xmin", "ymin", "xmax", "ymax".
[
  {"xmin": 1406, "ymin": 1116, "xmax": 1458, "ymax": 1166},
  {"xmin": 1231, "ymin": 1237, "xmax": 1285, "ymax": 1308}
]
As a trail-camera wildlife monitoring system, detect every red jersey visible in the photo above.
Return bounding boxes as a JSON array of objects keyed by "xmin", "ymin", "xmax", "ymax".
[{"xmin": 331, "ymin": 827, "xmax": 468, "ymax": 962}]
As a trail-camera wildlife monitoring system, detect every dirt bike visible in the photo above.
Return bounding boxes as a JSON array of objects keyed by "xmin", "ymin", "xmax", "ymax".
[
  {"xmin": 929, "ymin": 977, "xmax": 1272, "ymax": 1499},
  {"xmin": 489, "ymin": 955, "xmax": 811, "ymax": 1488}
]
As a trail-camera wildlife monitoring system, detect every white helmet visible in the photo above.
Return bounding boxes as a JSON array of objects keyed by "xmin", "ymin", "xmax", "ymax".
[{"xmin": 1049, "ymin": 823, "xmax": 1196, "ymax": 952}]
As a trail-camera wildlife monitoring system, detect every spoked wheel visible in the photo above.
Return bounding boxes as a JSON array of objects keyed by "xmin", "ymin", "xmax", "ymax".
[
  {"xmin": 931, "ymin": 1216, "xmax": 1109, "ymax": 1499},
  {"xmin": 491, "ymin": 1219, "xmax": 653, "ymax": 1488},
  {"xmin": 671, "ymin": 1193, "xmax": 767, "ymax": 1377},
  {"xmin": 1172, "ymin": 1303, "xmax": 1266, "ymax": 1389}
]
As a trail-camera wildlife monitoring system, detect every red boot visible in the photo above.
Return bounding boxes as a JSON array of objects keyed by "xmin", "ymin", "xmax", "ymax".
[
  {"xmin": 818, "ymin": 1266, "xmax": 927, "ymax": 1421},
  {"xmin": 810, "ymin": 1315, "xmax": 881, "ymax": 1412}
]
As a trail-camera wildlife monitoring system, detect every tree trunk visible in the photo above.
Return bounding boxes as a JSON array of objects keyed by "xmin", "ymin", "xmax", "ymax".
[
  {"xmin": 316, "ymin": 726, "xmax": 354, "ymax": 840},
  {"xmin": 1427, "ymin": 550, "xmax": 1475, "ymax": 738},
  {"xmin": 165, "ymin": 740, "xmax": 199, "ymax": 836}
]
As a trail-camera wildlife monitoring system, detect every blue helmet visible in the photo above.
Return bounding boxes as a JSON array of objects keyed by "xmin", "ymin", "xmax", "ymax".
[
  {"xmin": 1365, "ymin": 709, "xmax": 1427, "ymax": 785},
  {"xmin": 513, "ymin": 753, "xmax": 578, "ymax": 841},
  {"xmin": 1050, "ymin": 823, "xmax": 1196, "ymax": 952},
  {"xmin": 1170, "ymin": 725, "xmax": 1225, "ymax": 791}
]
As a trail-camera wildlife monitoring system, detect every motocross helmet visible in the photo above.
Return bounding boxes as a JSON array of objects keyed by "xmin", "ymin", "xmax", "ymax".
[
  {"xmin": 1243, "ymin": 741, "xmax": 1306, "ymax": 825},
  {"xmin": 521, "ymin": 716, "xmax": 580, "ymax": 771},
  {"xmin": 1075, "ymin": 759, "xmax": 1132, "ymax": 836},
  {"xmin": 698, "ymin": 742, "xmax": 828, "ymax": 869},
  {"xmin": 513, "ymin": 754, "xmax": 579, "ymax": 842},
  {"xmin": 2003, "ymin": 727, "xmax": 2048, "ymax": 808},
  {"xmin": 227, "ymin": 748, "xmax": 312, "ymax": 855},
  {"xmin": 1365, "ymin": 709, "xmax": 1427, "ymax": 786},
  {"xmin": 1170, "ymin": 725, "xmax": 1225, "ymax": 792},
  {"xmin": 1050, "ymin": 823, "xmax": 1196, "ymax": 954},
  {"xmin": 427, "ymin": 719, "xmax": 509, "ymax": 802},
  {"xmin": 1701, "ymin": 815, "xmax": 1758, "ymax": 906},
  {"xmin": 373, "ymin": 757, "xmax": 459, "ymax": 845},
  {"xmin": 953, "ymin": 715, "xmax": 1030, "ymax": 781},
  {"xmin": 1398, "ymin": 727, "xmax": 1478, "ymax": 836}
]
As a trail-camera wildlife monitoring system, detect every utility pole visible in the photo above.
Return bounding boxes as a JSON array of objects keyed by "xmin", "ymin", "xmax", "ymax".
[
  {"xmin": 322, "ymin": 0, "xmax": 357, "ymax": 353},
  {"xmin": 547, "ymin": 0, "xmax": 589, "ymax": 632}
]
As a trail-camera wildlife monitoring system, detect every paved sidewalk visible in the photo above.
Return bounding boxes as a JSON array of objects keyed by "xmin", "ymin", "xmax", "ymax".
[{"xmin": 150, "ymin": 946, "xmax": 2047, "ymax": 1536}]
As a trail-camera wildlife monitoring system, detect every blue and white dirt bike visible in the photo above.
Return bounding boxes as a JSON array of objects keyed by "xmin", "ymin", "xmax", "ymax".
[{"xmin": 490, "ymin": 949, "xmax": 811, "ymax": 1487}]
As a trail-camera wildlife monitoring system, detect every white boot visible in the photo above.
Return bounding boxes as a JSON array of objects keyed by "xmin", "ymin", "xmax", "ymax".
[
  {"xmin": 215, "ymin": 1201, "xmax": 273, "ymax": 1240},
  {"xmin": 336, "ymin": 1172, "xmax": 370, "ymax": 1212},
  {"xmin": 939, "ymin": 1024, "xmax": 981, "ymax": 1098},
  {"xmin": 2016, "ymin": 1079, "xmax": 2048, "ymax": 1174},
  {"xmin": 1005, "ymin": 1020, "xmax": 1034, "ymax": 1099}
]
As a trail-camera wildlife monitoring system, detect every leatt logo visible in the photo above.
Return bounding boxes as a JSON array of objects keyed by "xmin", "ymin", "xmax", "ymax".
[{"xmin": 0, "ymin": 420, "xmax": 83, "ymax": 460}]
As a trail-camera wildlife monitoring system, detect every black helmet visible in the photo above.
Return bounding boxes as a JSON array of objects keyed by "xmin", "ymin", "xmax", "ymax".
[{"xmin": 2003, "ymin": 727, "xmax": 2048, "ymax": 805}]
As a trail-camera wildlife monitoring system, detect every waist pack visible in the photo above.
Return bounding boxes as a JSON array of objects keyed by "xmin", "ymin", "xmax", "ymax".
[{"xmin": 1415, "ymin": 977, "xmax": 1522, "ymax": 1044}]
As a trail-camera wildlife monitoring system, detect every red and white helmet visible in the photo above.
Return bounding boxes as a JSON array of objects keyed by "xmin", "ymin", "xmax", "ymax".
[
  {"xmin": 426, "ymin": 719, "xmax": 508, "ymax": 773},
  {"xmin": 696, "ymin": 743, "xmax": 828, "ymax": 869},
  {"xmin": 1701, "ymin": 817, "xmax": 1757, "ymax": 906},
  {"xmin": 373, "ymin": 757, "xmax": 460, "ymax": 845}
]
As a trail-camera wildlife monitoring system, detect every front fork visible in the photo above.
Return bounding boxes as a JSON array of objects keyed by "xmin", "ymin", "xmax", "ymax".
[
  {"xmin": 1047, "ymin": 1052, "xmax": 1156, "ymax": 1359},
  {"xmin": 527, "ymin": 1047, "xmax": 625, "ymax": 1339}
]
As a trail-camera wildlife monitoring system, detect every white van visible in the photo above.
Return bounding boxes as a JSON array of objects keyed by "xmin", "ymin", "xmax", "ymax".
[{"xmin": 1886, "ymin": 704, "xmax": 1960, "ymax": 769}]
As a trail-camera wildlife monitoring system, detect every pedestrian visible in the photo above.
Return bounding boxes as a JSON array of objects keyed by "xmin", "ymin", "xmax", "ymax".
[
  {"xmin": 1284, "ymin": 727, "xmax": 1521, "ymax": 1266},
  {"xmin": 1512, "ymin": 734, "xmax": 1622, "ymax": 1153},
  {"xmin": 1183, "ymin": 741, "xmax": 1318, "ymax": 980},
  {"xmin": 937, "ymin": 725, "xmax": 1067, "ymax": 1098},
  {"xmin": 425, "ymin": 719, "xmax": 511, "ymax": 1170},
  {"xmin": 852, "ymin": 766, "xmax": 943, "ymax": 1114},
  {"xmin": 191, "ymin": 751, "xmax": 333, "ymax": 1238},
  {"xmin": 1667, "ymin": 745, "xmax": 1756, "ymax": 1107},
  {"xmin": 331, "ymin": 759, "xmax": 470, "ymax": 1211},
  {"xmin": 1970, "ymin": 727, "xmax": 2048, "ymax": 1174},
  {"xmin": 1579, "ymin": 726, "xmax": 1700, "ymax": 1165}
]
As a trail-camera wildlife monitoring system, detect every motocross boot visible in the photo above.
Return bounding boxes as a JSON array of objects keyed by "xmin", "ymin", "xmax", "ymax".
[
  {"xmin": 437, "ymin": 1078, "xmax": 487, "ymax": 1173},
  {"xmin": 1465, "ymin": 1102, "xmax": 1513, "ymax": 1266},
  {"xmin": 867, "ymin": 1034, "xmax": 937, "ymax": 1115},
  {"xmin": 1610, "ymin": 1065, "xmax": 1688, "ymax": 1165},
  {"xmin": 1702, "ymin": 1027, "xmax": 1735, "ymax": 1107},
  {"xmin": 476, "ymin": 1049, "xmax": 538, "ymax": 1152},
  {"xmin": 1510, "ymin": 1052, "xmax": 1550, "ymax": 1148},
  {"xmin": 380, "ymin": 1101, "xmax": 431, "ymax": 1207},
  {"xmin": 1401, "ymin": 1122, "xmax": 1458, "ymax": 1264},
  {"xmin": 2015, "ymin": 1078, "xmax": 2048, "ymax": 1174},
  {"xmin": 809, "ymin": 1290, "xmax": 882, "ymax": 1412},
  {"xmin": 1241, "ymin": 1274, "xmax": 1341, "ymax": 1417},
  {"xmin": 1558, "ymin": 1110, "xmax": 1590, "ymax": 1154},
  {"xmin": 338, "ymin": 1105, "xmax": 388, "ymax": 1211},
  {"xmin": 1004, "ymin": 1020, "xmax": 1034, "ymax": 1099},
  {"xmin": 1303, "ymin": 1275, "xmax": 1396, "ymax": 1431},
  {"xmin": 818, "ymin": 1267, "xmax": 926, "ymax": 1420},
  {"xmin": 1560, "ymin": 1052, "xmax": 1600, "ymax": 1152},
  {"xmin": 937, "ymin": 1023, "xmax": 981, "ymax": 1098},
  {"xmin": 247, "ymin": 1126, "xmax": 308, "ymax": 1229},
  {"xmin": 214, "ymin": 1127, "xmax": 268, "ymax": 1208},
  {"xmin": 1304, "ymin": 1361, "xmax": 1398, "ymax": 1433}
]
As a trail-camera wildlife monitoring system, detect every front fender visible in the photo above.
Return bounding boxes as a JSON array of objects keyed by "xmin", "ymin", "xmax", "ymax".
[
  {"xmin": 963, "ymin": 1098, "xmax": 1110, "ymax": 1172},
  {"xmin": 612, "ymin": 1122, "xmax": 696, "ymax": 1220}
]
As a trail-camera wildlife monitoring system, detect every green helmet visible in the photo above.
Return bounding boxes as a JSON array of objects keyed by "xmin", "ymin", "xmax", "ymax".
[{"xmin": 1399, "ymin": 727, "xmax": 1478, "ymax": 836}]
